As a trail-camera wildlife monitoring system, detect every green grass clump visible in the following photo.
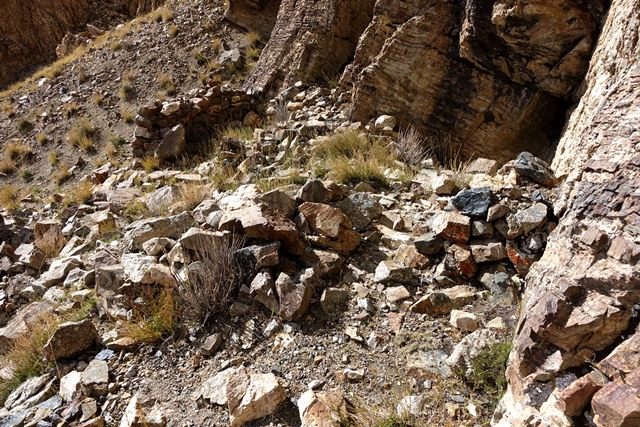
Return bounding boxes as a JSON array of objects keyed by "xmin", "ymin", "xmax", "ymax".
[{"xmin": 466, "ymin": 340, "xmax": 511, "ymax": 402}]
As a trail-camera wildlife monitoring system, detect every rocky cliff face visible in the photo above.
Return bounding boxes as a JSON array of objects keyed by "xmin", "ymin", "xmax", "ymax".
[
  {"xmin": 0, "ymin": 0, "xmax": 91, "ymax": 88},
  {"xmin": 0, "ymin": 0, "xmax": 163, "ymax": 89},
  {"xmin": 343, "ymin": 0, "xmax": 605, "ymax": 162},
  {"xmin": 242, "ymin": 0, "xmax": 376, "ymax": 94},
  {"xmin": 495, "ymin": 0, "xmax": 640, "ymax": 425},
  {"xmin": 241, "ymin": 0, "xmax": 605, "ymax": 163}
]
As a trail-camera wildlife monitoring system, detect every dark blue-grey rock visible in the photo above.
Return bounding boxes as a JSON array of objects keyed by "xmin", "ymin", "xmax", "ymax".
[
  {"xmin": 514, "ymin": 152, "xmax": 558, "ymax": 187},
  {"xmin": 414, "ymin": 232, "xmax": 444, "ymax": 255},
  {"xmin": 452, "ymin": 187, "xmax": 491, "ymax": 217}
]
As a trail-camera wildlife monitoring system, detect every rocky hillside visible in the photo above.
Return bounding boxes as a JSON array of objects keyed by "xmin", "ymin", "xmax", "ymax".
[{"xmin": 0, "ymin": 0, "xmax": 638, "ymax": 426}]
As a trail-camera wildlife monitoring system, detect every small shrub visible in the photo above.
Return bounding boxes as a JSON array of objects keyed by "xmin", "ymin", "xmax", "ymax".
[
  {"xmin": 396, "ymin": 126, "xmax": 431, "ymax": 167},
  {"xmin": 168, "ymin": 24, "xmax": 179, "ymax": 38},
  {"xmin": 0, "ymin": 313, "xmax": 58, "ymax": 406},
  {"xmin": 156, "ymin": 73, "xmax": 176, "ymax": 96},
  {"xmin": 273, "ymin": 98, "xmax": 290, "ymax": 124},
  {"xmin": 177, "ymin": 233, "xmax": 245, "ymax": 325},
  {"xmin": 36, "ymin": 133, "xmax": 48, "ymax": 145},
  {"xmin": 466, "ymin": 340, "xmax": 512, "ymax": 402}
]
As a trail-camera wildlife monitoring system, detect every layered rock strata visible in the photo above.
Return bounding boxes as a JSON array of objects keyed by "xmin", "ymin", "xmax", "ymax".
[
  {"xmin": 495, "ymin": 0, "xmax": 640, "ymax": 424},
  {"xmin": 242, "ymin": 0, "xmax": 376, "ymax": 94},
  {"xmin": 344, "ymin": 0, "xmax": 605, "ymax": 162},
  {"xmin": 224, "ymin": 0, "xmax": 282, "ymax": 41}
]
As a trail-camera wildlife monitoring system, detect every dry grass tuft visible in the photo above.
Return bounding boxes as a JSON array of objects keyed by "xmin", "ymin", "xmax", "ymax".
[
  {"xmin": 53, "ymin": 161, "xmax": 72, "ymax": 185},
  {"xmin": 177, "ymin": 233, "xmax": 245, "ymax": 325},
  {"xmin": 68, "ymin": 118, "xmax": 98, "ymax": 152},
  {"xmin": 141, "ymin": 156, "xmax": 160, "ymax": 172},
  {"xmin": 313, "ymin": 131, "xmax": 393, "ymax": 188},
  {"xmin": 211, "ymin": 37, "xmax": 223, "ymax": 53},
  {"xmin": 92, "ymin": 92, "xmax": 104, "ymax": 106},
  {"xmin": 0, "ymin": 158, "xmax": 16, "ymax": 174},
  {"xmin": 65, "ymin": 180, "xmax": 94, "ymax": 206},
  {"xmin": 156, "ymin": 72, "xmax": 176, "ymax": 96},
  {"xmin": 0, "ymin": 184, "xmax": 23, "ymax": 211},
  {"xmin": 1, "ymin": 101, "xmax": 15, "ymax": 118},
  {"xmin": 173, "ymin": 182, "xmax": 210, "ymax": 212},
  {"xmin": 4, "ymin": 140, "xmax": 33, "ymax": 163},
  {"xmin": 120, "ymin": 107, "xmax": 135, "ymax": 124},
  {"xmin": 247, "ymin": 31, "xmax": 262, "ymax": 46},
  {"xmin": 153, "ymin": 6, "xmax": 174, "ymax": 23},
  {"xmin": 222, "ymin": 124, "xmax": 254, "ymax": 142},
  {"xmin": 36, "ymin": 133, "xmax": 48, "ymax": 145},
  {"xmin": 168, "ymin": 24, "xmax": 179, "ymax": 38},
  {"xmin": 119, "ymin": 70, "xmax": 136, "ymax": 101},
  {"xmin": 120, "ymin": 286, "xmax": 177, "ymax": 344}
]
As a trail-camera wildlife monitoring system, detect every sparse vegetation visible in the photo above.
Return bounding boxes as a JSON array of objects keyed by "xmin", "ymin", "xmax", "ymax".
[
  {"xmin": 396, "ymin": 126, "xmax": 431, "ymax": 167},
  {"xmin": 0, "ymin": 313, "xmax": 59, "ymax": 406},
  {"xmin": 65, "ymin": 180, "xmax": 94, "ymax": 206},
  {"xmin": 466, "ymin": 340, "xmax": 512, "ymax": 403},
  {"xmin": 36, "ymin": 133, "xmax": 48, "ymax": 145},
  {"xmin": 68, "ymin": 118, "xmax": 98, "ymax": 152},
  {"xmin": 4, "ymin": 140, "xmax": 33, "ymax": 163},
  {"xmin": 1, "ymin": 100, "xmax": 15, "ymax": 118},
  {"xmin": 21, "ymin": 169, "xmax": 33, "ymax": 182},
  {"xmin": 120, "ymin": 286, "xmax": 177, "ymax": 343},
  {"xmin": 124, "ymin": 199, "xmax": 151, "ymax": 220},
  {"xmin": 246, "ymin": 45, "xmax": 262, "ymax": 60},
  {"xmin": 109, "ymin": 40, "xmax": 123, "ymax": 51},
  {"xmin": 192, "ymin": 49, "xmax": 208, "ymax": 66},
  {"xmin": 211, "ymin": 37, "xmax": 223, "ymax": 53},
  {"xmin": 62, "ymin": 100, "xmax": 80, "ymax": 118},
  {"xmin": 48, "ymin": 151, "xmax": 59, "ymax": 167},
  {"xmin": 222, "ymin": 124, "xmax": 254, "ymax": 141}
]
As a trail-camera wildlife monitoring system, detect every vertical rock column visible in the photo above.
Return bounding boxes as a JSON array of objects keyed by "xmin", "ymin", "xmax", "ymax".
[{"xmin": 496, "ymin": 0, "xmax": 640, "ymax": 425}]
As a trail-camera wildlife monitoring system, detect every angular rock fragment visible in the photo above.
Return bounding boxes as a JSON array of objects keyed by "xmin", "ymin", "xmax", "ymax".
[
  {"xmin": 514, "ymin": 152, "xmax": 558, "ymax": 187},
  {"xmin": 431, "ymin": 211, "xmax": 470, "ymax": 244},
  {"xmin": 226, "ymin": 366, "xmax": 286, "ymax": 427},
  {"xmin": 452, "ymin": 187, "xmax": 491, "ymax": 217},
  {"xmin": 42, "ymin": 319, "xmax": 98, "ymax": 361}
]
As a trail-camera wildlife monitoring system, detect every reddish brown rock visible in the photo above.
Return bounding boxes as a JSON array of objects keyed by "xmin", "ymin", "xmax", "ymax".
[
  {"xmin": 431, "ymin": 211, "xmax": 470, "ymax": 244},
  {"xmin": 299, "ymin": 202, "xmax": 361, "ymax": 254},
  {"xmin": 592, "ymin": 368, "xmax": 640, "ymax": 427}
]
